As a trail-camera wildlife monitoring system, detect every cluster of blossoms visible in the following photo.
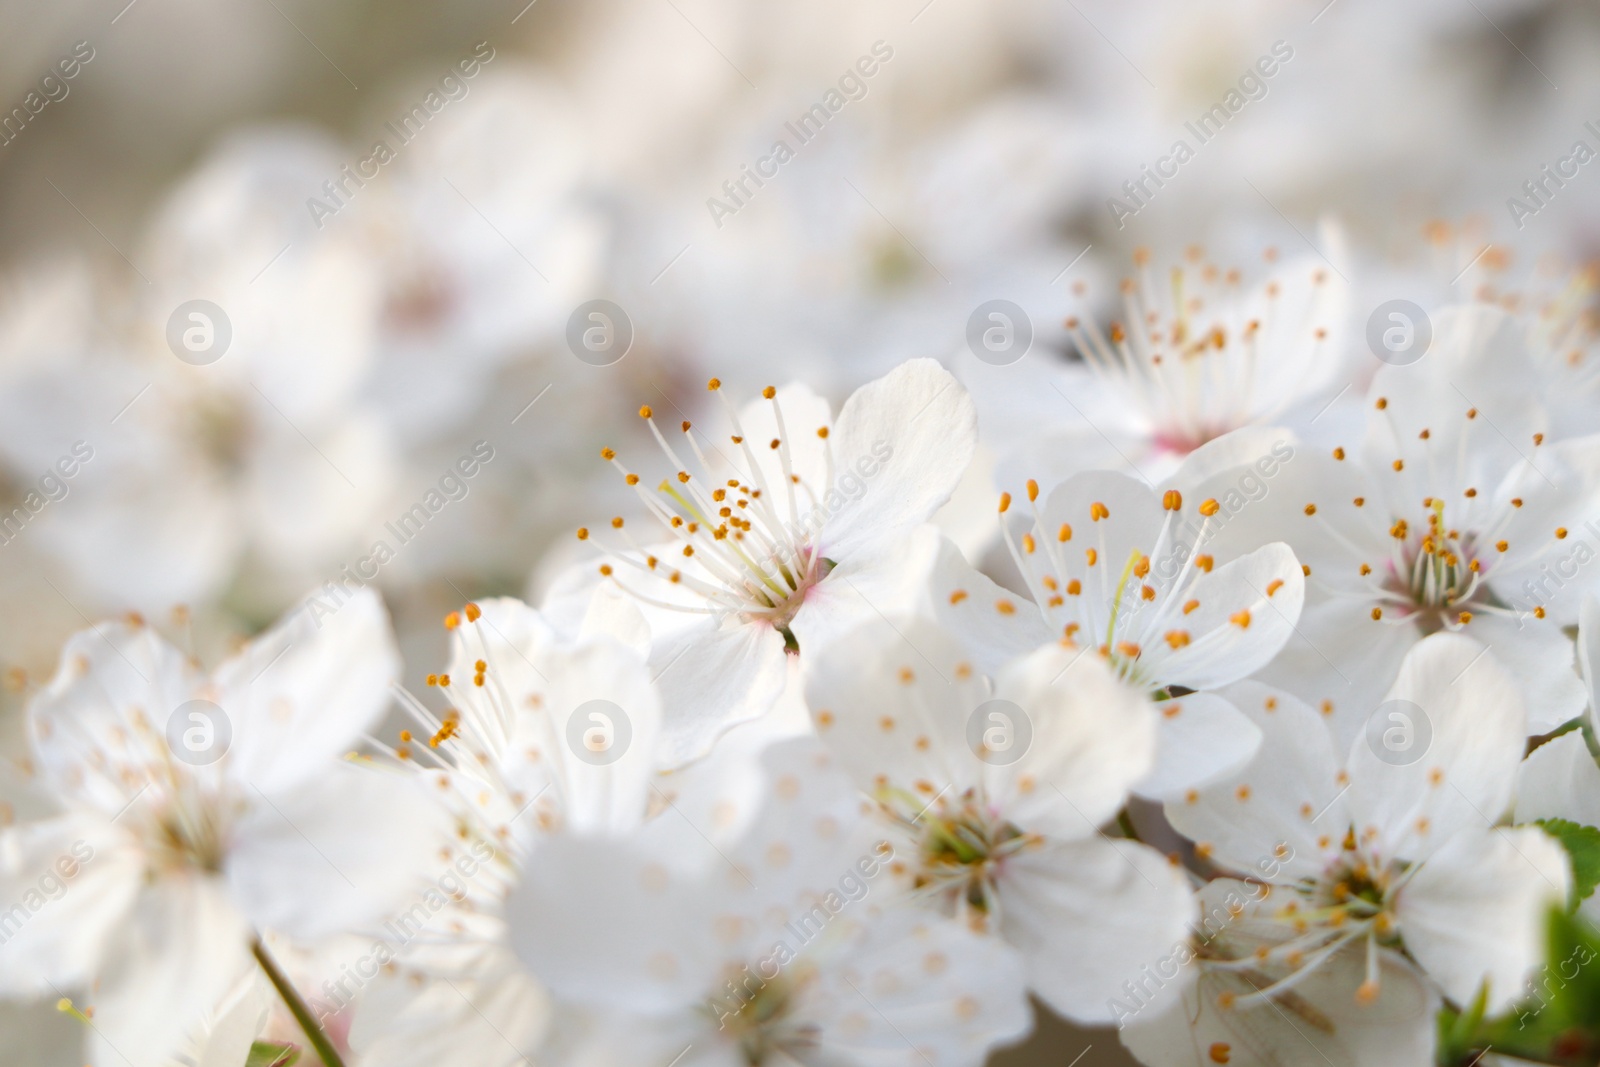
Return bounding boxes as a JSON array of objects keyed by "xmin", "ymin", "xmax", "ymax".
[{"xmin": 5, "ymin": 240, "xmax": 1600, "ymax": 1067}]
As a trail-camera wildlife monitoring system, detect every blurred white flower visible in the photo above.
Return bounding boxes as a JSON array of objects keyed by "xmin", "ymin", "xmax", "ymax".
[
  {"xmin": 353, "ymin": 67, "xmax": 607, "ymax": 440},
  {"xmin": 1000, "ymin": 247, "xmax": 1350, "ymax": 489},
  {"xmin": 0, "ymin": 129, "xmax": 398, "ymax": 611},
  {"xmin": 805, "ymin": 617, "xmax": 1196, "ymax": 1023},
  {"xmin": 509, "ymin": 737, "xmax": 1031, "ymax": 1067},
  {"xmin": 630, "ymin": 93, "xmax": 1083, "ymax": 391},
  {"xmin": 0, "ymin": 589, "xmax": 446, "ymax": 1065}
]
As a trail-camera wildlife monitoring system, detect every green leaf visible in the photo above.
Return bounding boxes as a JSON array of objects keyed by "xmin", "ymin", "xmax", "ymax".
[
  {"xmin": 1434, "ymin": 909, "xmax": 1600, "ymax": 1065},
  {"xmin": 1536, "ymin": 819, "xmax": 1600, "ymax": 905},
  {"xmin": 246, "ymin": 1042, "xmax": 301, "ymax": 1067},
  {"xmin": 1543, "ymin": 907, "xmax": 1600, "ymax": 1031}
]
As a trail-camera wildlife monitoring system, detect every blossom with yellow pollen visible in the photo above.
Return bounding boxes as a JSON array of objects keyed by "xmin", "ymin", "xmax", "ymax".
[
  {"xmin": 560, "ymin": 358, "xmax": 978, "ymax": 765},
  {"xmin": 507, "ymin": 738, "xmax": 1030, "ymax": 1066},
  {"xmin": 929, "ymin": 452, "xmax": 1306, "ymax": 798},
  {"xmin": 1212, "ymin": 304, "xmax": 1600, "ymax": 739},
  {"xmin": 0, "ymin": 589, "xmax": 448, "ymax": 1067},
  {"xmin": 1001, "ymin": 245, "xmax": 1348, "ymax": 490},
  {"xmin": 1165, "ymin": 634, "xmax": 1568, "ymax": 1041},
  {"xmin": 805, "ymin": 615, "xmax": 1195, "ymax": 1024}
]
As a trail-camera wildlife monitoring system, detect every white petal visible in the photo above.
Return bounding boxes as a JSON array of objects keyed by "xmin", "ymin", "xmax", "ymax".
[
  {"xmin": 787, "ymin": 536, "xmax": 927, "ymax": 661},
  {"xmin": 214, "ymin": 586, "xmax": 400, "ymax": 795},
  {"xmin": 1515, "ymin": 731, "xmax": 1600, "ymax": 828},
  {"xmin": 1171, "ymin": 428, "xmax": 1301, "ymax": 495},
  {"xmin": 732, "ymin": 381, "xmax": 833, "ymax": 504},
  {"xmin": 1399, "ymin": 825, "xmax": 1571, "ymax": 1014},
  {"xmin": 195, "ymin": 975, "xmax": 272, "ymax": 1067},
  {"xmin": 1182, "ymin": 445, "xmax": 1371, "ymax": 575},
  {"xmin": 910, "ymin": 526, "xmax": 1054, "ymax": 677},
  {"xmin": 1253, "ymin": 595, "xmax": 1415, "ymax": 754},
  {"xmin": 1365, "ymin": 305, "xmax": 1544, "ymax": 498},
  {"xmin": 1485, "ymin": 434, "xmax": 1600, "ymax": 625},
  {"xmin": 648, "ymin": 616, "xmax": 788, "ymax": 767},
  {"xmin": 997, "ymin": 837, "xmax": 1194, "ymax": 1024},
  {"xmin": 1458, "ymin": 612, "xmax": 1585, "ymax": 735},
  {"xmin": 1136, "ymin": 692, "xmax": 1263, "ymax": 800},
  {"xmin": 507, "ymin": 834, "xmax": 721, "ymax": 1013},
  {"xmin": 1034, "ymin": 471, "xmax": 1166, "ymax": 624},
  {"xmin": 719, "ymin": 738, "xmax": 889, "ymax": 915},
  {"xmin": 803, "ymin": 616, "xmax": 988, "ymax": 803},
  {"xmin": 540, "ymin": 637, "xmax": 663, "ymax": 835},
  {"xmin": 822, "ymin": 359, "xmax": 977, "ymax": 560},
  {"xmin": 88, "ymin": 875, "xmax": 252, "ymax": 1067},
  {"xmin": 805, "ymin": 909, "xmax": 1032, "ymax": 1067},
  {"xmin": 994, "ymin": 363, "xmax": 1149, "ymax": 491},
  {"xmin": 1345, "ymin": 634, "xmax": 1525, "ymax": 854},
  {"xmin": 0, "ymin": 814, "xmax": 142, "ymax": 996},
  {"xmin": 349, "ymin": 946, "xmax": 548, "ymax": 1067},
  {"xmin": 1000, "ymin": 421, "xmax": 1155, "ymax": 495},
  {"xmin": 1165, "ymin": 682, "xmax": 1347, "ymax": 885},
  {"xmin": 574, "ymin": 582, "xmax": 652, "ymax": 653},
  {"xmin": 225, "ymin": 763, "xmax": 451, "ymax": 939},
  {"xmin": 991, "ymin": 644, "xmax": 1156, "ymax": 838},
  {"xmin": 1584, "ymin": 592, "xmax": 1600, "ymax": 736},
  {"xmin": 1153, "ymin": 543, "xmax": 1304, "ymax": 691},
  {"xmin": 442, "ymin": 597, "xmax": 557, "ymax": 709},
  {"xmin": 28, "ymin": 620, "xmax": 200, "ymax": 814}
]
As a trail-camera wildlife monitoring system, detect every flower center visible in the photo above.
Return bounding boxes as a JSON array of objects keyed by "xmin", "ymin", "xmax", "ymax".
[
  {"xmin": 1390, "ymin": 525, "xmax": 1481, "ymax": 626},
  {"xmin": 880, "ymin": 787, "xmax": 1032, "ymax": 917},
  {"xmin": 1371, "ymin": 500, "xmax": 1505, "ymax": 634},
  {"xmin": 1000, "ymin": 486, "xmax": 1231, "ymax": 694},
  {"xmin": 579, "ymin": 380, "xmax": 842, "ymax": 646},
  {"xmin": 143, "ymin": 790, "xmax": 234, "ymax": 874},
  {"xmin": 1309, "ymin": 854, "xmax": 1401, "ymax": 924},
  {"xmin": 383, "ymin": 263, "xmax": 456, "ymax": 335},
  {"xmin": 710, "ymin": 966, "xmax": 819, "ymax": 1066},
  {"xmin": 188, "ymin": 391, "xmax": 255, "ymax": 475}
]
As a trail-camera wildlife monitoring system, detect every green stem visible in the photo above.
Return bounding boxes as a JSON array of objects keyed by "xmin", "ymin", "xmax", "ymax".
[{"xmin": 251, "ymin": 938, "xmax": 346, "ymax": 1067}]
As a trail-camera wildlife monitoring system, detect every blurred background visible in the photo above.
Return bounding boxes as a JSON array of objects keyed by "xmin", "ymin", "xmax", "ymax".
[{"xmin": 1, "ymin": 0, "xmax": 1599, "ymax": 1061}]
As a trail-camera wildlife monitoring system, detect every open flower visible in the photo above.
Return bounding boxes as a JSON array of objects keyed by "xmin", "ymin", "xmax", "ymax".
[
  {"xmin": 561, "ymin": 357, "xmax": 977, "ymax": 764},
  {"xmin": 804, "ymin": 616, "xmax": 1195, "ymax": 1023},
  {"xmin": 1166, "ymin": 634, "xmax": 1570, "ymax": 1019},
  {"xmin": 345, "ymin": 590, "xmax": 661, "ymax": 1032},
  {"xmin": 507, "ymin": 737, "xmax": 1030, "ymax": 1067},
  {"xmin": 383, "ymin": 593, "xmax": 663, "ymax": 851},
  {"xmin": 1206, "ymin": 304, "xmax": 1600, "ymax": 737},
  {"xmin": 960, "ymin": 458, "xmax": 1305, "ymax": 796},
  {"xmin": 0, "ymin": 130, "xmax": 399, "ymax": 611},
  {"xmin": 1000, "ymin": 246, "xmax": 1350, "ymax": 489},
  {"xmin": 1118, "ymin": 879, "xmax": 1441, "ymax": 1067},
  {"xmin": 0, "ymin": 588, "xmax": 447, "ymax": 1065}
]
